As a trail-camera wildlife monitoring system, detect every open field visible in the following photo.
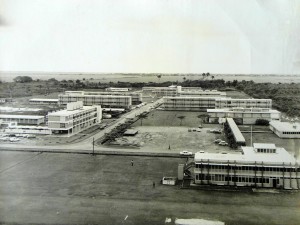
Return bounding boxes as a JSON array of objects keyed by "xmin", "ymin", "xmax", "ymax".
[{"xmin": 0, "ymin": 151, "xmax": 299, "ymax": 225}]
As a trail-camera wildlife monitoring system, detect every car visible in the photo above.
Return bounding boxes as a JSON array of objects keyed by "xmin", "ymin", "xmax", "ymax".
[
  {"xmin": 196, "ymin": 128, "xmax": 201, "ymax": 132},
  {"xmin": 9, "ymin": 137, "xmax": 20, "ymax": 142},
  {"xmin": 210, "ymin": 129, "xmax": 222, "ymax": 134},
  {"xmin": 218, "ymin": 141, "xmax": 228, "ymax": 146},
  {"xmin": 180, "ymin": 151, "xmax": 193, "ymax": 156},
  {"xmin": 214, "ymin": 139, "xmax": 222, "ymax": 143},
  {"xmin": 198, "ymin": 125, "xmax": 203, "ymax": 128}
]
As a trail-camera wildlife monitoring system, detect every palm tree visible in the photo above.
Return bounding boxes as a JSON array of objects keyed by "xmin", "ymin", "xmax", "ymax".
[
  {"xmin": 206, "ymin": 72, "xmax": 210, "ymax": 79},
  {"xmin": 177, "ymin": 116, "xmax": 185, "ymax": 126},
  {"xmin": 157, "ymin": 75, "xmax": 162, "ymax": 82},
  {"xmin": 211, "ymin": 75, "xmax": 215, "ymax": 80},
  {"xmin": 138, "ymin": 113, "xmax": 148, "ymax": 126},
  {"xmin": 202, "ymin": 73, "xmax": 206, "ymax": 80}
]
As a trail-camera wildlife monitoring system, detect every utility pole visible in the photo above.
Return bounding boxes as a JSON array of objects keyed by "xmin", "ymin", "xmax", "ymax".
[
  {"xmin": 250, "ymin": 125, "xmax": 253, "ymax": 146},
  {"xmin": 92, "ymin": 137, "xmax": 95, "ymax": 155}
]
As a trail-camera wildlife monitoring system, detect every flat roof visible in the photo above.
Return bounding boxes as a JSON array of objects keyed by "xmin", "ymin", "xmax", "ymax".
[
  {"xmin": 124, "ymin": 129, "xmax": 138, "ymax": 135},
  {"xmin": 60, "ymin": 94, "xmax": 131, "ymax": 98},
  {"xmin": 226, "ymin": 118, "xmax": 245, "ymax": 143},
  {"xmin": 253, "ymin": 143, "xmax": 276, "ymax": 149},
  {"xmin": 30, "ymin": 99, "xmax": 58, "ymax": 102},
  {"xmin": 48, "ymin": 106, "xmax": 96, "ymax": 116},
  {"xmin": 270, "ymin": 121, "xmax": 300, "ymax": 131},
  {"xmin": 195, "ymin": 144, "xmax": 297, "ymax": 165},
  {"xmin": 0, "ymin": 115, "xmax": 44, "ymax": 119}
]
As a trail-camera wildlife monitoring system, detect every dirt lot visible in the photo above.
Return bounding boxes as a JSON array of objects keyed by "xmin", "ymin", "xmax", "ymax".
[
  {"xmin": 0, "ymin": 151, "xmax": 299, "ymax": 225},
  {"xmin": 107, "ymin": 111, "xmax": 233, "ymax": 153}
]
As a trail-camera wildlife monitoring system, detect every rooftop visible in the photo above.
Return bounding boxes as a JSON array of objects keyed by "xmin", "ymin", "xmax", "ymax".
[
  {"xmin": 30, "ymin": 99, "xmax": 58, "ymax": 102},
  {"xmin": 0, "ymin": 115, "xmax": 44, "ymax": 119},
  {"xmin": 226, "ymin": 118, "xmax": 245, "ymax": 143},
  {"xmin": 195, "ymin": 143, "xmax": 297, "ymax": 165},
  {"xmin": 48, "ymin": 106, "xmax": 96, "ymax": 117},
  {"xmin": 270, "ymin": 121, "xmax": 300, "ymax": 131}
]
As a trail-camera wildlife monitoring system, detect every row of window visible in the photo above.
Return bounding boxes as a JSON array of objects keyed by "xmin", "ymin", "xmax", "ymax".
[
  {"xmin": 257, "ymin": 148, "xmax": 276, "ymax": 153},
  {"xmin": 196, "ymin": 174, "xmax": 271, "ymax": 184},
  {"xmin": 195, "ymin": 164, "xmax": 299, "ymax": 172},
  {"xmin": 282, "ymin": 132, "xmax": 300, "ymax": 135}
]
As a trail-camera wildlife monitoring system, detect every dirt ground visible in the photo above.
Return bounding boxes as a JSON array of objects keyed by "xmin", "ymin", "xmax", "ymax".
[
  {"xmin": 0, "ymin": 151, "xmax": 299, "ymax": 225},
  {"xmin": 111, "ymin": 126, "xmax": 233, "ymax": 153}
]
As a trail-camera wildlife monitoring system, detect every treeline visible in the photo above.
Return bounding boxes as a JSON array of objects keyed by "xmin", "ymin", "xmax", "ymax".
[
  {"xmin": 3, "ymin": 76, "xmax": 300, "ymax": 117},
  {"xmin": 235, "ymin": 80, "xmax": 300, "ymax": 116}
]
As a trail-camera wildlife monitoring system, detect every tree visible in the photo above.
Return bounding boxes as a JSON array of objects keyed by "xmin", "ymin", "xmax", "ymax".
[
  {"xmin": 138, "ymin": 113, "xmax": 148, "ymax": 126},
  {"xmin": 14, "ymin": 76, "xmax": 33, "ymax": 83},
  {"xmin": 177, "ymin": 116, "xmax": 185, "ymax": 126}
]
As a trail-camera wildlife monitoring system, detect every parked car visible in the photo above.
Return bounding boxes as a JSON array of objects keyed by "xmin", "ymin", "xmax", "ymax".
[
  {"xmin": 9, "ymin": 137, "xmax": 20, "ymax": 142},
  {"xmin": 210, "ymin": 129, "xmax": 222, "ymax": 134},
  {"xmin": 218, "ymin": 141, "xmax": 228, "ymax": 146},
  {"xmin": 180, "ymin": 151, "xmax": 193, "ymax": 156},
  {"xmin": 214, "ymin": 139, "xmax": 222, "ymax": 143}
]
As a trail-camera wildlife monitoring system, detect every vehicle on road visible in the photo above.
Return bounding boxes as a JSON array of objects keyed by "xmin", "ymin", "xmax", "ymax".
[
  {"xmin": 218, "ymin": 141, "xmax": 228, "ymax": 146},
  {"xmin": 180, "ymin": 151, "xmax": 193, "ymax": 156},
  {"xmin": 9, "ymin": 137, "xmax": 20, "ymax": 142},
  {"xmin": 210, "ymin": 129, "xmax": 222, "ymax": 134}
]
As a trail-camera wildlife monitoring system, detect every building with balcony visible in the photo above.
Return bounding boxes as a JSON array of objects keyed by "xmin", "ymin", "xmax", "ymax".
[
  {"xmin": 207, "ymin": 108, "xmax": 280, "ymax": 125},
  {"xmin": 215, "ymin": 98, "xmax": 272, "ymax": 109},
  {"xmin": 163, "ymin": 96, "xmax": 218, "ymax": 111},
  {"xmin": 193, "ymin": 143, "xmax": 300, "ymax": 189},
  {"xmin": 58, "ymin": 91, "xmax": 132, "ymax": 109},
  {"xmin": 48, "ymin": 101, "xmax": 101, "ymax": 135}
]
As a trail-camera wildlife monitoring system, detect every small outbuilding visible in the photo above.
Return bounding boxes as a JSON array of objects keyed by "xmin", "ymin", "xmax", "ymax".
[
  {"xmin": 123, "ymin": 129, "xmax": 138, "ymax": 136},
  {"xmin": 269, "ymin": 121, "xmax": 300, "ymax": 138}
]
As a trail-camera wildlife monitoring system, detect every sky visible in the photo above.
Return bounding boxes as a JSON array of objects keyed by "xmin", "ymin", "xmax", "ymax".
[{"xmin": 0, "ymin": 0, "xmax": 299, "ymax": 74}]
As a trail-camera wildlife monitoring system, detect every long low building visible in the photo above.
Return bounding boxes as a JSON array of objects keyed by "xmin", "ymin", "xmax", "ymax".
[
  {"xmin": 48, "ymin": 101, "xmax": 102, "ymax": 135},
  {"xmin": 193, "ymin": 143, "xmax": 300, "ymax": 189},
  {"xmin": 207, "ymin": 108, "xmax": 281, "ymax": 125},
  {"xmin": 0, "ymin": 114, "xmax": 45, "ymax": 125},
  {"xmin": 178, "ymin": 90, "xmax": 227, "ymax": 97},
  {"xmin": 58, "ymin": 92, "xmax": 132, "ymax": 109},
  {"xmin": 29, "ymin": 98, "xmax": 59, "ymax": 105},
  {"xmin": 269, "ymin": 121, "xmax": 300, "ymax": 138},
  {"xmin": 163, "ymin": 96, "xmax": 217, "ymax": 111},
  {"xmin": 215, "ymin": 98, "xmax": 272, "ymax": 109},
  {"xmin": 226, "ymin": 118, "xmax": 246, "ymax": 146},
  {"xmin": 5, "ymin": 125, "xmax": 51, "ymax": 135}
]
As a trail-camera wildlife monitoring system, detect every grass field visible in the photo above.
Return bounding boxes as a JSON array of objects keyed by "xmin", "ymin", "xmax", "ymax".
[{"xmin": 0, "ymin": 151, "xmax": 299, "ymax": 225}]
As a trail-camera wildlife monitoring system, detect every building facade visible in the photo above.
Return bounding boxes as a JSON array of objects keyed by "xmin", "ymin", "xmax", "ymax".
[
  {"xmin": 215, "ymin": 98, "xmax": 272, "ymax": 109},
  {"xmin": 163, "ymin": 96, "xmax": 217, "ymax": 111},
  {"xmin": 48, "ymin": 101, "xmax": 102, "ymax": 135},
  {"xmin": 0, "ymin": 115, "xmax": 45, "ymax": 125},
  {"xmin": 193, "ymin": 143, "xmax": 300, "ymax": 189},
  {"xmin": 207, "ymin": 108, "xmax": 281, "ymax": 125},
  {"xmin": 29, "ymin": 98, "xmax": 59, "ymax": 105},
  {"xmin": 269, "ymin": 121, "xmax": 300, "ymax": 138},
  {"xmin": 59, "ymin": 91, "xmax": 132, "ymax": 109}
]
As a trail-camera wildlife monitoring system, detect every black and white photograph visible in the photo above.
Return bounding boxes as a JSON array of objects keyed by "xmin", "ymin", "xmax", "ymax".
[{"xmin": 0, "ymin": 0, "xmax": 300, "ymax": 224}]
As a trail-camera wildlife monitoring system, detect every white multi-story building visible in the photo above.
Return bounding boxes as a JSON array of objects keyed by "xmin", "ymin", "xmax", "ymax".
[
  {"xmin": 80, "ymin": 91, "xmax": 142, "ymax": 105},
  {"xmin": 207, "ymin": 108, "xmax": 281, "ymax": 125},
  {"xmin": 59, "ymin": 91, "xmax": 132, "ymax": 109},
  {"xmin": 163, "ymin": 96, "xmax": 217, "ymax": 111},
  {"xmin": 269, "ymin": 121, "xmax": 300, "ymax": 139},
  {"xmin": 178, "ymin": 90, "xmax": 227, "ymax": 97},
  {"xmin": 0, "ymin": 115, "xmax": 45, "ymax": 125},
  {"xmin": 193, "ymin": 143, "xmax": 300, "ymax": 189},
  {"xmin": 215, "ymin": 98, "xmax": 272, "ymax": 109},
  {"xmin": 48, "ymin": 101, "xmax": 101, "ymax": 135},
  {"xmin": 142, "ymin": 86, "xmax": 179, "ymax": 97}
]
